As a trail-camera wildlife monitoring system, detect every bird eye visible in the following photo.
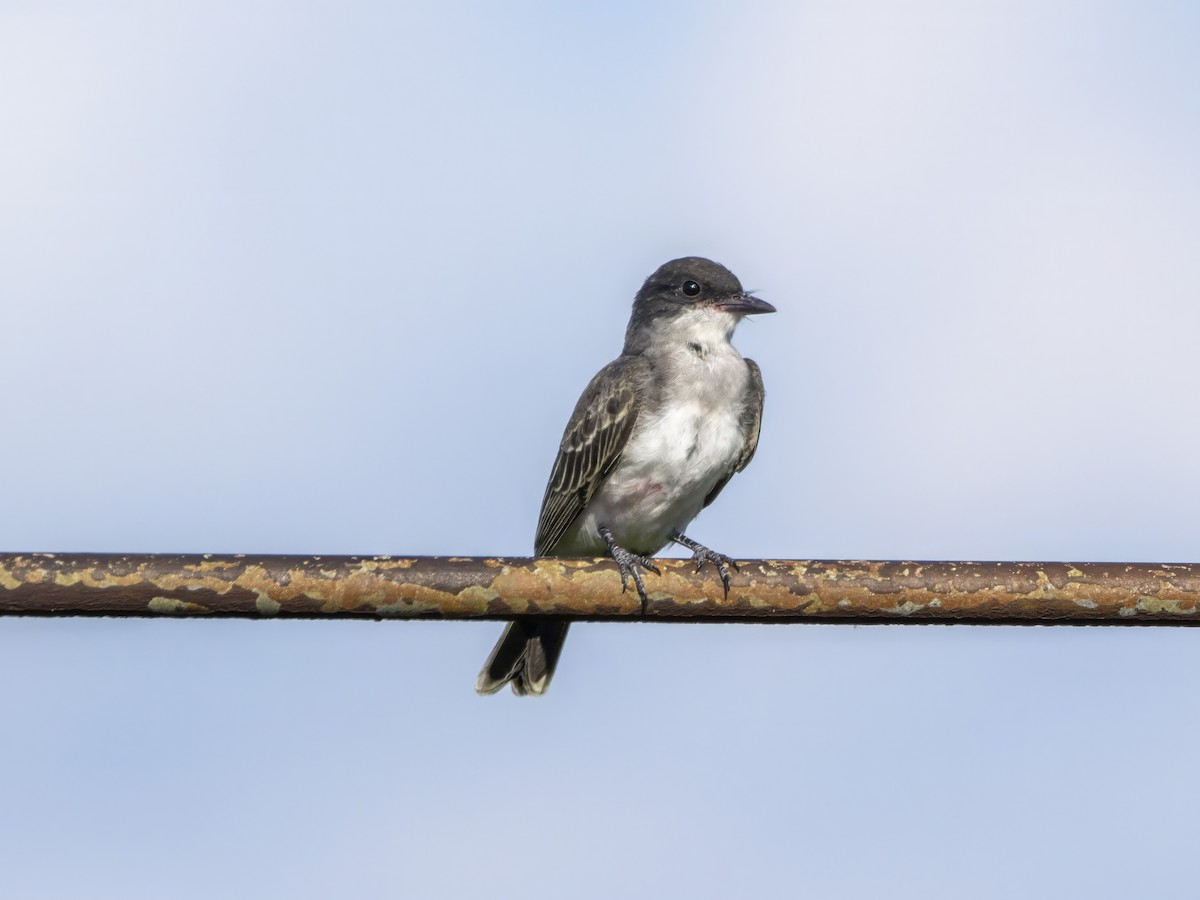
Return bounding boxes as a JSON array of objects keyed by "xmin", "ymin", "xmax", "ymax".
[{"xmin": 682, "ymin": 281, "xmax": 701, "ymax": 296}]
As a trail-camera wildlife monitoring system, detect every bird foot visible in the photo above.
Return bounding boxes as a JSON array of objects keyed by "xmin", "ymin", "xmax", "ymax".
[
  {"xmin": 599, "ymin": 525, "xmax": 660, "ymax": 611},
  {"xmin": 670, "ymin": 531, "xmax": 738, "ymax": 599}
]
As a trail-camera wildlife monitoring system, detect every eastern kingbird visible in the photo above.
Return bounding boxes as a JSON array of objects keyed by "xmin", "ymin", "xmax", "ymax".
[{"xmin": 476, "ymin": 257, "xmax": 774, "ymax": 696}]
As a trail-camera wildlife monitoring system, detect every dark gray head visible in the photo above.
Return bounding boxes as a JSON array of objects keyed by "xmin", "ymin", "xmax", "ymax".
[{"xmin": 625, "ymin": 257, "xmax": 775, "ymax": 353}]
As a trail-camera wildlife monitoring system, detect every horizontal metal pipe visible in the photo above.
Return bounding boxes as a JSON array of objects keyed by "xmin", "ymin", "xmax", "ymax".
[{"xmin": 1, "ymin": 553, "xmax": 1198, "ymax": 624}]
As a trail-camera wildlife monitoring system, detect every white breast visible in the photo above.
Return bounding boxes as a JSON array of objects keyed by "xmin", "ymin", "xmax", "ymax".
[{"xmin": 560, "ymin": 309, "xmax": 751, "ymax": 555}]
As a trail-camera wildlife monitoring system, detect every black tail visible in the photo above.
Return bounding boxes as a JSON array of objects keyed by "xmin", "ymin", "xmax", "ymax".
[{"xmin": 475, "ymin": 619, "xmax": 570, "ymax": 696}]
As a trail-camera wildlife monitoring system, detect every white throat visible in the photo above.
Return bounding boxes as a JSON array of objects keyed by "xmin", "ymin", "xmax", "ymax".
[{"xmin": 659, "ymin": 307, "xmax": 740, "ymax": 359}]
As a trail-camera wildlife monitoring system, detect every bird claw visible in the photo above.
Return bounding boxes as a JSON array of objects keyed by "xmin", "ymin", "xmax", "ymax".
[
  {"xmin": 691, "ymin": 548, "xmax": 737, "ymax": 598},
  {"xmin": 614, "ymin": 547, "xmax": 659, "ymax": 609},
  {"xmin": 670, "ymin": 531, "xmax": 738, "ymax": 599},
  {"xmin": 599, "ymin": 525, "xmax": 659, "ymax": 612}
]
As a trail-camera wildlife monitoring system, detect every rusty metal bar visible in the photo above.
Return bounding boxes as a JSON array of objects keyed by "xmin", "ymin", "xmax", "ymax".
[{"xmin": 1, "ymin": 553, "xmax": 1198, "ymax": 624}]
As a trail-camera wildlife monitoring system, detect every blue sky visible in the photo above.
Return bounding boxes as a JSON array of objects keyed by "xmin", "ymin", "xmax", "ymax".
[{"xmin": 2, "ymin": 2, "xmax": 1199, "ymax": 897}]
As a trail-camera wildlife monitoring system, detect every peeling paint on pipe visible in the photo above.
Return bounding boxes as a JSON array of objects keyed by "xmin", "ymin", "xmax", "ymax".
[{"xmin": 1, "ymin": 554, "xmax": 1198, "ymax": 624}]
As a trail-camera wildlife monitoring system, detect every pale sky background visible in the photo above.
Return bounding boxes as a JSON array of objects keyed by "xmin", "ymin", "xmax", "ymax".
[{"xmin": 2, "ymin": 2, "xmax": 1199, "ymax": 897}]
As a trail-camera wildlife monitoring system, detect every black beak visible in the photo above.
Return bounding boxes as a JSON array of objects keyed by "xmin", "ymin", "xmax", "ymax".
[{"xmin": 714, "ymin": 293, "xmax": 776, "ymax": 315}]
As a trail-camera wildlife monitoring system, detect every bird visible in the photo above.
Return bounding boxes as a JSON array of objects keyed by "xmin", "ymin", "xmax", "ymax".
[{"xmin": 475, "ymin": 256, "xmax": 774, "ymax": 696}]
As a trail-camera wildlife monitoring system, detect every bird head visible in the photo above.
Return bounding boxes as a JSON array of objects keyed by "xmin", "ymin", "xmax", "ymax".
[{"xmin": 625, "ymin": 257, "xmax": 775, "ymax": 352}]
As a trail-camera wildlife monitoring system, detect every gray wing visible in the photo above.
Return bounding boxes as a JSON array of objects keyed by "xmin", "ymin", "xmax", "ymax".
[
  {"xmin": 702, "ymin": 357, "xmax": 765, "ymax": 509},
  {"xmin": 535, "ymin": 356, "xmax": 650, "ymax": 555}
]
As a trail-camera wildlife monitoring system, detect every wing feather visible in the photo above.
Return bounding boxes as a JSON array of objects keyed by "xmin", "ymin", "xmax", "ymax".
[{"xmin": 534, "ymin": 356, "xmax": 649, "ymax": 555}]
